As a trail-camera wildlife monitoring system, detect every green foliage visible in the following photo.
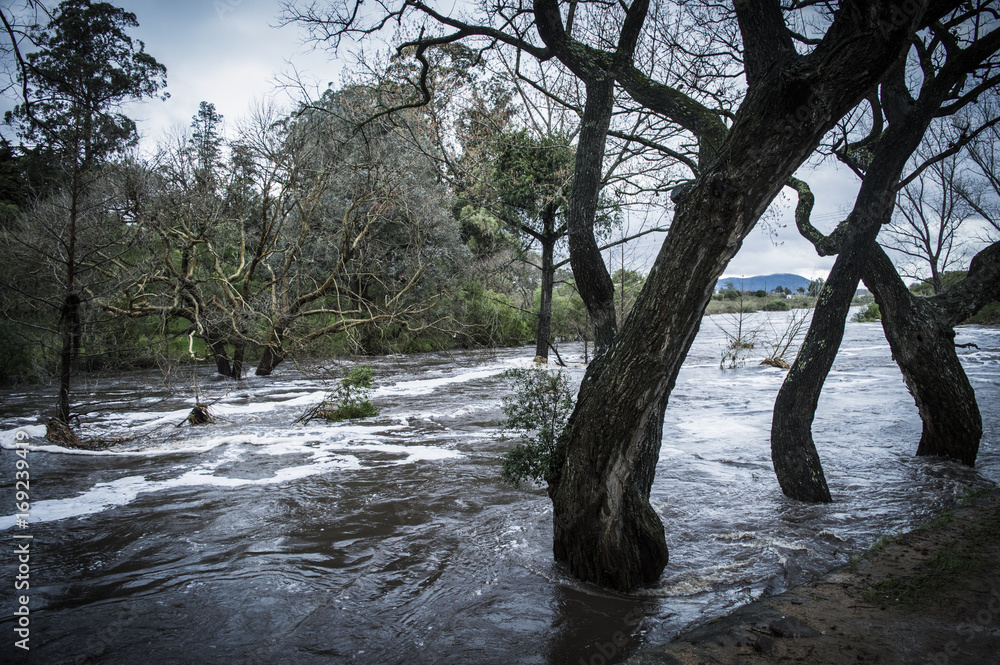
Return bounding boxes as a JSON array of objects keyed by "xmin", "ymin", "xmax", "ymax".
[
  {"xmin": 491, "ymin": 129, "xmax": 574, "ymax": 220},
  {"xmin": 909, "ymin": 271, "xmax": 968, "ymax": 297},
  {"xmin": 852, "ymin": 302, "xmax": 881, "ymax": 322},
  {"xmin": 752, "ymin": 289, "xmax": 768, "ymax": 298},
  {"xmin": 762, "ymin": 299, "xmax": 790, "ymax": 311},
  {"xmin": 6, "ymin": 0, "xmax": 168, "ymax": 164},
  {"xmin": 458, "ymin": 205, "xmax": 516, "ymax": 258},
  {"xmin": 548, "ymin": 277, "xmax": 591, "ymax": 342},
  {"xmin": 719, "ymin": 289, "xmax": 741, "ymax": 301},
  {"xmin": 498, "ymin": 367, "xmax": 575, "ymax": 486},
  {"xmin": 458, "ymin": 282, "xmax": 531, "ymax": 347},
  {"xmin": 965, "ymin": 301, "xmax": 1000, "ymax": 325},
  {"xmin": 807, "ymin": 278, "xmax": 825, "ymax": 297},
  {"xmin": 302, "ymin": 365, "xmax": 379, "ymax": 423}
]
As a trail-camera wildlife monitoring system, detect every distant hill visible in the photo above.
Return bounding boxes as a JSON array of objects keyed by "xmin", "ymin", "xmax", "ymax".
[{"xmin": 716, "ymin": 273, "xmax": 813, "ymax": 293}]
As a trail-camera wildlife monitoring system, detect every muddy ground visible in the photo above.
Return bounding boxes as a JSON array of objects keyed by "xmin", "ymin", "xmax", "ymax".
[{"xmin": 626, "ymin": 490, "xmax": 1000, "ymax": 665}]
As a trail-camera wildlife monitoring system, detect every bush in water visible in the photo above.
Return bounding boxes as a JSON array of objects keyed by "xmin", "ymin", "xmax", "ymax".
[
  {"xmin": 498, "ymin": 367, "xmax": 575, "ymax": 486},
  {"xmin": 300, "ymin": 365, "xmax": 379, "ymax": 423}
]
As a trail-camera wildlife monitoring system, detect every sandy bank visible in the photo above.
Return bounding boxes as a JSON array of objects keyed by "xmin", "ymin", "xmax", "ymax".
[{"xmin": 625, "ymin": 490, "xmax": 1000, "ymax": 665}]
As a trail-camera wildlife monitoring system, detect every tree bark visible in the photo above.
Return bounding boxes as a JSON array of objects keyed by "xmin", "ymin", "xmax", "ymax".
[
  {"xmin": 57, "ymin": 186, "xmax": 80, "ymax": 425},
  {"xmin": 208, "ymin": 337, "xmax": 233, "ymax": 379},
  {"xmin": 550, "ymin": 3, "xmax": 928, "ymax": 590},
  {"xmin": 231, "ymin": 339, "xmax": 245, "ymax": 380},
  {"xmin": 535, "ymin": 231, "xmax": 556, "ymax": 361},
  {"xmin": 255, "ymin": 327, "xmax": 285, "ymax": 376},
  {"xmin": 773, "ymin": 8, "xmax": 1000, "ymax": 499},
  {"xmin": 865, "ymin": 245, "xmax": 981, "ymax": 465},
  {"xmin": 567, "ymin": 81, "xmax": 619, "ymax": 356}
]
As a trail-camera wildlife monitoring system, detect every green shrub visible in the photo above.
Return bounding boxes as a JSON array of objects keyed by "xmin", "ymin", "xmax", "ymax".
[
  {"xmin": 762, "ymin": 299, "xmax": 790, "ymax": 311},
  {"xmin": 852, "ymin": 302, "xmax": 881, "ymax": 322},
  {"xmin": 300, "ymin": 364, "xmax": 379, "ymax": 423},
  {"xmin": 965, "ymin": 301, "xmax": 1000, "ymax": 325},
  {"xmin": 459, "ymin": 282, "xmax": 531, "ymax": 347},
  {"xmin": 498, "ymin": 367, "xmax": 575, "ymax": 486}
]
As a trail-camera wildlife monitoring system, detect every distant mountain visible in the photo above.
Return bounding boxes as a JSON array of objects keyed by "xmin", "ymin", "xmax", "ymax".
[{"xmin": 716, "ymin": 273, "xmax": 813, "ymax": 293}]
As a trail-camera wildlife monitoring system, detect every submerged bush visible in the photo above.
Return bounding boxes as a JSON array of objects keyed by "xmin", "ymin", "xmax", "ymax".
[
  {"xmin": 300, "ymin": 364, "xmax": 379, "ymax": 423},
  {"xmin": 498, "ymin": 366, "xmax": 575, "ymax": 486},
  {"xmin": 762, "ymin": 299, "xmax": 789, "ymax": 312}
]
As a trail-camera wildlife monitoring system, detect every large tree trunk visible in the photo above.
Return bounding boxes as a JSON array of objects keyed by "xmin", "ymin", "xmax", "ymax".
[
  {"xmin": 255, "ymin": 328, "xmax": 285, "ymax": 376},
  {"xmin": 769, "ymin": 261, "xmax": 864, "ymax": 503},
  {"xmin": 865, "ymin": 245, "xmax": 981, "ymax": 465},
  {"xmin": 57, "ymin": 292, "xmax": 78, "ymax": 424},
  {"xmin": 535, "ymin": 233, "xmax": 556, "ymax": 361},
  {"xmin": 771, "ymin": 7, "xmax": 998, "ymax": 499},
  {"xmin": 567, "ymin": 81, "xmax": 618, "ymax": 355},
  {"xmin": 551, "ymin": 4, "xmax": 925, "ymax": 589},
  {"xmin": 231, "ymin": 339, "xmax": 245, "ymax": 380}
]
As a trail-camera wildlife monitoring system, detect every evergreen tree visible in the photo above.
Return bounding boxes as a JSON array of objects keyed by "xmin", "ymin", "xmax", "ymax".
[{"xmin": 4, "ymin": 0, "xmax": 166, "ymax": 428}]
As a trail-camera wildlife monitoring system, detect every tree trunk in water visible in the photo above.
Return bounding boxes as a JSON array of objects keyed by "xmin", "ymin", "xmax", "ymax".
[
  {"xmin": 865, "ymin": 246, "xmax": 981, "ymax": 465},
  {"xmin": 209, "ymin": 338, "xmax": 233, "ymax": 378},
  {"xmin": 548, "ymin": 4, "xmax": 925, "ymax": 590},
  {"xmin": 535, "ymin": 233, "xmax": 556, "ymax": 361},
  {"xmin": 57, "ymin": 293, "xmax": 78, "ymax": 424},
  {"xmin": 231, "ymin": 340, "xmax": 245, "ymax": 381},
  {"xmin": 58, "ymin": 195, "xmax": 80, "ymax": 425},
  {"xmin": 772, "ymin": 188, "xmax": 894, "ymax": 503},
  {"xmin": 567, "ymin": 81, "xmax": 618, "ymax": 356},
  {"xmin": 255, "ymin": 327, "xmax": 285, "ymax": 376},
  {"xmin": 551, "ymin": 146, "xmax": 820, "ymax": 589}
]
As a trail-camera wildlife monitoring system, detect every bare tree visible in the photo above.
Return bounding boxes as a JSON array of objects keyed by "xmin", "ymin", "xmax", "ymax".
[
  {"xmin": 779, "ymin": 5, "xmax": 1000, "ymax": 496},
  {"xmin": 109, "ymin": 90, "xmax": 466, "ymax": 377},
  {"xmin": 885, "ymin": 141, "xmax": 974, "ymax": 293},
  {"xmin": 960, "ymin": 105, "xmax": 1000, "ymax": 241}
]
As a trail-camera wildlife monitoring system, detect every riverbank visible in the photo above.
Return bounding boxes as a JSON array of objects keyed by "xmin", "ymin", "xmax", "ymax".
[{"xmin": 625, "ymin": 489, "xmax": 1000, "ymax": 664}]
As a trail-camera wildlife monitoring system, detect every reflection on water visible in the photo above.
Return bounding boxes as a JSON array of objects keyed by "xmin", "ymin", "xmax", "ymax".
[{"xmin": 1, "ymin": 313, "xmax": 998, "ymax": 664}]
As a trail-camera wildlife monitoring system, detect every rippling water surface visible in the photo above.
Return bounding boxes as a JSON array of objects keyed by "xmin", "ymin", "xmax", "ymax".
[{"xmin": 1, "ymin": 312, "xmax": 998, "ymax": 664}]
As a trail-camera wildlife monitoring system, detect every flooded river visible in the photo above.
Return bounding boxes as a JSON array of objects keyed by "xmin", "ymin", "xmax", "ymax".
[{"xmin": 2, "ymin": 311, "xmax": 998, "ymax": 664}]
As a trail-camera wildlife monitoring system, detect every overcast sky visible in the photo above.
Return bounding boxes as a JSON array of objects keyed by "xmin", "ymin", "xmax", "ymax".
[{"xmin": 13, "ymin": 0, "xmax": 873, "ymax": 281}]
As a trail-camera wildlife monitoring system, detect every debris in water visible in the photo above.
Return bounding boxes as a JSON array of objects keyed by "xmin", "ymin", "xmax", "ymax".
[{"xmin": 180, "ymin": 403, "xmax": 215, "ymax": 426}]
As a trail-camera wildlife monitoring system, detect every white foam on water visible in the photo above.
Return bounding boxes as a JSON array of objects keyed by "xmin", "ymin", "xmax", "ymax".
[
  {"xmin": 1, "ymin": 425, "xmax": 236, "ymax": 456},
  {"xmin": 345, "ymin": 442, "xmax": 463, "ymax": 463},
  {"xmin": 375, "ymin": 367, "xmax": 508, "ymax": 397},
  {"xmin": 0, "ymin": 475, "xmax": 148, "ymax": 528},
  {"xmin": 0, "ymin": 417, "xmax": 461, "ymax": 530},
  {"xmin": 0, "ymin": 447, "xmax": 365, "ymax": 530},
  {"xmin": 645, "ymin": 561, "xmax": 754, "ymax": 597}
]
